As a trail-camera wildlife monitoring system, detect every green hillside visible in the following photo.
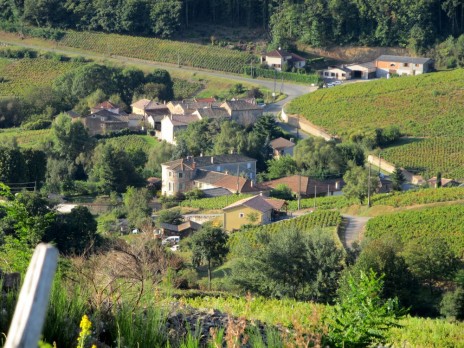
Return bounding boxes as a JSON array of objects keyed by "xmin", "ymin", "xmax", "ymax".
[
  {"xmin": 287, "ymin": 69, "xmax": 464, "ymax": 178},
  {"xmin": 365, "ymin": 204, "xmax": 464, "ymax": 258},
  {"xmin": 287, "ymin": 69, "xmax": 464, "ymax": 138},
  {"xmin": 0, "ymin": 57, "xmax": 83, "ymax": 96}
]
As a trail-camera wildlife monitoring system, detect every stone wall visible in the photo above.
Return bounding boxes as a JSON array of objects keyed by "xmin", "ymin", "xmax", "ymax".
[{"xmin": 281, "ymin": 108, "xmax": 333, "ymax": 141}]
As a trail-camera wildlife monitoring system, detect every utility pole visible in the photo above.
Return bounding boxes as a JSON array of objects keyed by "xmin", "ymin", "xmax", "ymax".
[
  {"xmin": 378, "ymin": 152, "xmax": 381, "ymax": 175},
  {"xmin": 298, "ymin": 173, "xmax": 301, "ymax": 210},
  {"xmin": 367, "ymin": 162, "xmax": 372, "ymax": 207},
  {"xmin": 313, "ymin": 184, "xmax": 317, "ymax": 209},
  {"xmin": 327, "ymin": 184, "xmax": 330, "ymax": 197}
]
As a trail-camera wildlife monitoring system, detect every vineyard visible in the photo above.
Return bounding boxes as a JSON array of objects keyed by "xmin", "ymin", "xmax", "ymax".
[
  {"xmin": 180, "ymin": 194, "xmax": 252, "ymax": 210},
  {"xmin": 287, "ymin": 195, "xmax": 358, "ymax": 211},
  {"xmin": 58, "ymin": 31, "xmax": 256, "ymax": 74},
  {"xmin": 287, "ymin": 69, "xmax": 464, "ymax": 138},
  {"xmin": 228, "ymin": 211, "xmax": 342, "ymax": 253},
  {"xmin": 0, "ymin": 128, "xmax": 51, "ymax": 148},
  {"xmin": 287, "ymin": 69, "xmax": 464, "ymax": 178},
  {"xmin": 103, "ymin": 135, "xmax": 160, "ymax": 154},
  {"xmin": 365, "ymin": 204, "xmax": 464, "ymax": 258},
  {"xmin": 372, "ymin": 187, "xmax": 464, "ymax": 207},
  {"xmin": 0, "ymin": 57, "xmax": 83, "ymax": 96},
  {"xmin": 380, "ymin": 137, "xmax": 464, "ymax": 179}
]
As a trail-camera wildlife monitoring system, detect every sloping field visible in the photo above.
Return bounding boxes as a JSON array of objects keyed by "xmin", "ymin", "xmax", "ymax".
[
  {"xmin": 0, "ymin": 57, "xmax": 83, "ymax": 96},
  {"xmin": 365, "ymin": 204, "xmax": 464, "ymax": 258},
  {"xmin": 287, "ymin": 69, "xmax": 464, "ymax": 178},
  {"xmin": 58, "ymin": 31, "xmax": 255, "ymax": 73}
]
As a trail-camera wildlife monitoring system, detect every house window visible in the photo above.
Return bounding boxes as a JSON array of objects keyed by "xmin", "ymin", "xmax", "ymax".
[
  {"xmin": 404, "ymin": 63, "xmax": 409, "ymax": 67},
  {"xmin": 324, "ymin": 72, "xmax": 329, "ymax": 76},
  {"xmin": 178, "ymin": 172, "xmax": 183, "ymax": 178},
  {"xmin": 247, "ymin": 163, "xmax": 251, "ymax": 169},
  {"xmin": 180, "ymin": 183, "xmax": 185, "ymax": 190},
  {"xmin": 415, "ymin": 64, "xmax": 420, "ymax": 67},
  {"xmin": 168, "ymin": 182, "xmax": 172, "ymax": 191},
  {"xmin": 342, "ymin": 73, "xmax": 346, "ymax": 77},
  {"xmin": 239, "ymin": 213, "xmax": 244, "ymax": 218},
  {"xmin": 169, "ymin": 171, "xmax": 172, "ymax": 177}
]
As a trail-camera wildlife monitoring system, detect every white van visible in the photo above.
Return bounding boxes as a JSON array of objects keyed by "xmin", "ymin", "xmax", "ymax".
[{"xmin": 162, "ymin": 236, "xmax": 180, "ymax": 246}]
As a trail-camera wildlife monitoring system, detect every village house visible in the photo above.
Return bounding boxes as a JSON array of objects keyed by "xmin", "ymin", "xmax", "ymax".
[
  {"xmin": 157, "ymin": 220, "xmax": 202, "ymax": 238},
  {"xmin": 427, "ymin": 177, "xmax": 459, "ymax": 188},
  {"xmin": 261, "ymin": 48, "xmax": 306, "ymax": 71},
  {"xmin": 220, "ymin": 100, "xmax": 263, "ymax": 127},
  {"xmin": 193, "ymin": 169, "xmax": 269, "ymax": 196},
  {"xmin": 91, "ymin": 100, "xmax": 121, "ymax": 114},
  {"xmin": 262, "ymin": 175, "xmax": 344, "ymax": 198},
  {"xmin": 131, "ymin": 99, "xmax": 170, "ymax": 131},
  {"xmin": 319, "ymin": 55, "xmax": 433, "ymax": 80},
  {"xmin": 161, "ymin": 154, "xmax": 257, "ymax": 196},
  {"xmin": 269, "ymin": 137, "xmax": 295, "ymax": 158},
  {"xmin": 82, "ymin": 109, "xmax": 128, "ymax": 136},
  {"xmin": 375, "ymin": 55, "xmax": 434, "ymax": 77},
  {"xmin": 222, "ymin": 194, "xmax": 287, "ymax": 231},
  {"xmin": 160, "ymin": 114, "xmax": 200, "ymax": 144}
]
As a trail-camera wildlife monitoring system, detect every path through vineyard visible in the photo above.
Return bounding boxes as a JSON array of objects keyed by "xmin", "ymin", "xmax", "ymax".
[{"xmin": 341, "ymin": 215, "xmax": 371, "ymax": 248}]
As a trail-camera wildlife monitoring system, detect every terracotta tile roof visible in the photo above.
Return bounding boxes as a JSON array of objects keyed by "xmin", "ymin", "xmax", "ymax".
[
  {"xmin": 194, "ymin": 97, "xmax": 216, "ymax": 102},
  {"xmin": 270, "ymin": 137, "xmax": 295, "ymax": 150},
  {"xmin": 131, "ymin": 98, "xmax": 151, "ymax": 109},
  {"xmin": 427, "ymin": 177, "xmax": 457, "ymax": 187},
  {"xmin": 223, "ymin": 195, "xmax": 274, "ymax": 213},
  {"xmin": 194, "ymin": 170, "xmax": 267, "ymax": 194},
  {"xmin": 66, "ymin": 110, "xmax": 81, "ymax": 118},
  {"xmin": 128, "ymin": 113, "xmax": 144, "ymax": 120},
  {"xmin": 266, "ymin": 49, "xmax": 291, "ymax": 58},
  {"xmin": 265, "ymin": 197, "xmax": 287, "ymax": 210},
  {"xmin": 262, "ymin": 175, "xmax": 344, "ymax": 196},
  {"xmin": 93, "ymin": 100, "xmax": 118, "ymax": 110},
  {"xmin": 289, "ymin": 53, "xmax": 306, "ymax": 62}
]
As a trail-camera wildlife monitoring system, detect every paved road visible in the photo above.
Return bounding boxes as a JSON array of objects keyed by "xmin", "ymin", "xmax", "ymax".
[{"xmin": 341, "ymin": 215, "xmax": 371, "ymax": 248}]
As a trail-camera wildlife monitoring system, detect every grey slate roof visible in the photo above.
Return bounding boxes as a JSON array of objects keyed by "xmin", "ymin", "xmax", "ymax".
[
  {"xmin": 162, "ymin": 154, "xmax": 256, "ymax": 171},
  {"xmin": 376, "ymin": 55, "xmax": 432, "ymax": 64}
]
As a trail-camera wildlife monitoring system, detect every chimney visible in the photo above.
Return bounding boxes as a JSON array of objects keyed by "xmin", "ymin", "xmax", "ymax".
[{"xmin": 211, "ymin": 156, "xmax": 214, "ymax": 164}]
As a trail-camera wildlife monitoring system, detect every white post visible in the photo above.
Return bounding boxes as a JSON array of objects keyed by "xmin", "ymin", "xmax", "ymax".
[{"xmin": 5, "ymin": 243, "xmax": 59, "ymax": 348}]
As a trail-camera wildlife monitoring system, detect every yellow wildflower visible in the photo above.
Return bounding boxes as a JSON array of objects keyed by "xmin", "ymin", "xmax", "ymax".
[{"xmin": 77, "ymin": 314, "xmax": 92, "ymax": 348}]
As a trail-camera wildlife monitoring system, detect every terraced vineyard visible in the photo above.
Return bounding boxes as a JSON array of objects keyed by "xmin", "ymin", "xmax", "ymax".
[
  {"xmin": 287, "ymin": 69, "xmax": 464, "ymax": 178},
  {"xmin": 380, "ymin": 137, "xmax": 464, "ymax": 178},
  {"xmin": 58, "ymin": 31, "xmax": 256, "ymax": 73},
  {"xmin": 365, "ymin": 204, "xmax": 464, "ymax": 258},
  {"xmin": 0, "ymin": 58, "xmax": 83, "ymax": 96}
]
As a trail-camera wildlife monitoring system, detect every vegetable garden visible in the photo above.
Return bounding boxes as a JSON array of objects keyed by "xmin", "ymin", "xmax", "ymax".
[{"xmin": 365, "ymin": 204, "xmax": 464, "ymax": 258}]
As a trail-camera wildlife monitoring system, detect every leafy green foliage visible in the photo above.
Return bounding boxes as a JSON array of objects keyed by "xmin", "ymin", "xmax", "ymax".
[
  {"xmin": 366, "ymin": 204, "xmax": 464, "ymax": 258},
  {"xmin": 266, "ymin": 155, "xmax": 298, "ymax": 180},
  {"xmin": 231, "ymin": 228, "xmax": 344, "ymax": 302},
  {"xmin": 157, "ymin": 208, "xmax": 183, "ymax": 225},
  {"xmin": 190, "ymin": 225, "xmax": 229, "ymax": 290},
  {"xmin": 124, "ymin": 187, "xmax": 152, "ymax": 229},
  {"xmin": 342, "ymin": 162, "xmax": 379, "ymax": 204},
  {"xmin": 270, "ymin": 184, "xmax": 293, "ymax": 200},
  {"xmin": 327, "ymin": 271, "xmax": 405, "ymax": 347}
]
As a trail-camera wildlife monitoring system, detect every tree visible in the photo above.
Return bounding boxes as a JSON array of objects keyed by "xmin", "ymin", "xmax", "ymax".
[
  {"xmin": 403, "ymin": 237, "xmax": 459, "ymax": 292},
  {"xmin": 294, "ymin": 138, "xmax": 343, "ymax": 179},
  {"xmin": 0, "ymin": 146, "xmax": 26, "ymax": 183},
  {"xmin": 157, "ymin": 208, "xmax": 183, "ymax": 225},
  {"xmin": 436, "ymin": 171, "xmax": 442, "ymax": 188},
  {"xmin": 51, "ymin": 113, "xmax": 94, "ymax": 162},
  {"xmin": 342, "ymin": 162, "xmax": 379, "ymax": 204},
  {"xmin": 212, "ymin": 120, "xmax": 247, "ymax": 155},
  {"xmin": 327, "ymin": 270, "xmax": 405, "ymax": 347},
  {"xmin": 145, "ymin": 141, "xmax": 174, "ymax": 177},
  {"xmin": 150, "ymin": 0, "xmax": 182, "ymax": 38},
  {"xmin": 270, "ymin": 183, "xmax": 293, "ymax": 200},
  {"xmin": 391, "ymin": 165, "xmax": 406, "ymax": 191},
  {"xmin": 231, "ymin": 228, "xmax": 344, "ymax": 301},
  {"xmin": 124, "ymin": 187, "xmax": 152, "ymax": 229},
  {"xmin": 251, "ymin": 114, "xmax": 282, "ymax": 142},
  {"xmin": 266, "ymin": 155, "xmax": 298, "ymax": 180},
  {"xmin": 190, "ymin": 225, "xmax": 229, "ymax": 290}
]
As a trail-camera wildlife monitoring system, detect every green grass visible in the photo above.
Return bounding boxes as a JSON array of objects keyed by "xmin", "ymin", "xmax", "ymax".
[
  {"xmin": 0, "ymin": 57, "xmax": 83, "ymax": 96},
  {"xmin": 365, "ymin": 204, "xmax": 464, "ymax": 258}
]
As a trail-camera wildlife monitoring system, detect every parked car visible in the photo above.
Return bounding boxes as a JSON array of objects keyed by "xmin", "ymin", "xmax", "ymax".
[
  {"xmin": 162, "ymin": 236, "xmax": 180, "ymax": 246},
  {"xmin": 132, "ymin": 228, "xmax": 139, "ymax": 234},
  {"xmin": 327, "ymin": 83, "xmax": 335, "ymax": 88},
  {"xmin": 170, "ymin": 244, "xmax": 180, "ymax": 252},
  {"xmin": 333, "ymin": 80, "xmax": 342, "ymax": 85}
]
